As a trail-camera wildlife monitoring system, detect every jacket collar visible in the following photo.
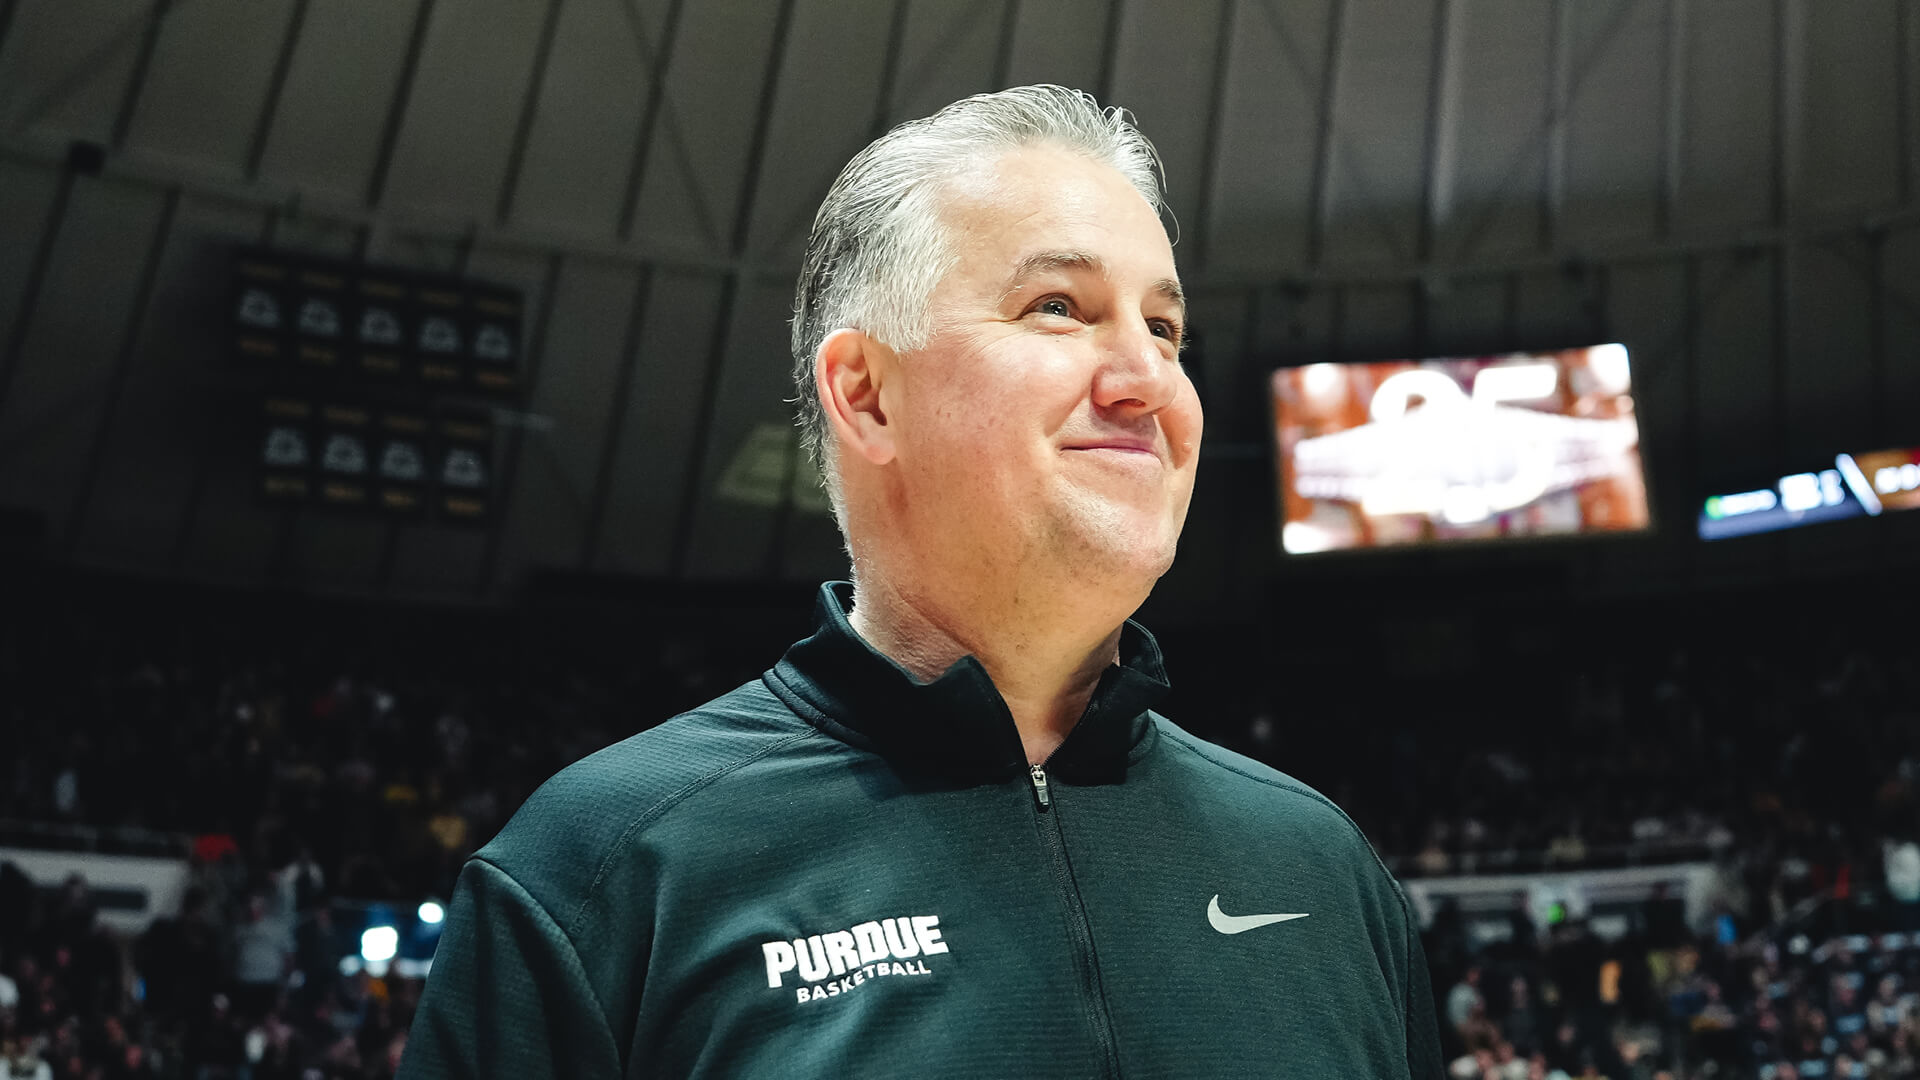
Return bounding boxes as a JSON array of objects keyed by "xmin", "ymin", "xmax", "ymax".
[{"xmin": 768, "ymin": 582, "xmax": 1169, "ymax": 785}]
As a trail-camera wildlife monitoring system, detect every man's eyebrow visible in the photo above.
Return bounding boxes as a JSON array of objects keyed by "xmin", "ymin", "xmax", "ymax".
[
  {"xmin": 1003, "ymin": 250, "xmax": 1105, "ymax": 292},
  {"xmin": 1002, "ymin": 251, "xmax": 1189, "ymax": 320},
  {"xmin": 1151, "ymin": 277, "xmax": 1187, "ymax": 320}
]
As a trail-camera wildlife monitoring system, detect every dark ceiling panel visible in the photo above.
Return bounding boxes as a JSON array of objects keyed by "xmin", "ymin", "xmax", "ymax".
[
  {"xmin": 121, "ymin": 0, "xmax": 297, "ymax": 174},
  {"xmin": 593, "ymin": 267, "xmax": 729, "ymax": 577},
  {"xmin": 1434, "ymin": 0, "xmax": 1550, "ymax": 263},
  {"xmin": 253, "ymin": 0, "xmax": 420, "ymax": 204},
  {"xmin": 1206, "ymin": 0, "xmax": 1329, "ymax": 277},
  {"xmin": 739, "ymin": 0, "xmax": 896, "ymax": 265},
  {"xmin": 1004, "ymin": 0, "xmax": 1112, "ymax": 93},
  {"xmin": 1679, "ymin": 0, "xmax": 1775, "ymax": 235},
  {"xmin": 885, "ymin": 0, "xmax": 1004, "ymax": 128},
  {"xmin": 1784, "ymin": 240, "xmax": 1873, "ymax": 463},
  {"xmin": 497, "ymin": 257, "xmax": 641, "ymax": 579},
  {"xmin": 0, "ymin": 179, "xmax": 168, "ymax": 536},
  {"xmin": 629, "ymin": 2, "xmax": 785, "ymax": 254},
  {"xmin": 72, "ymin": 193, "xmax": 267, "ymax": 568},
  {"xmin": 0, "ymin": 0, "xmax": 147, "ymax": 144},
  {"xmin": 1423, "ymin": 275, "xmax": 1507, "ymax": 356},
  {"xmin": 1339, "ymin": 281, "xmax": 1416, "ymax": 359},
  {"xmin": 1800, "ymin": 0, "xmax": 1902, "ymax": 216},
  {"xmin": 1690, "ymin": 254, "xmax": 1775, "ymax": 485},
  {"xmin": 1512, "ymin": 266, "xmax": 1598, "ymax": 348},
  {"xmin": 1562, "ymin": 0, "xmax": 1665, "ymax": 249},
  {"xmin": 1603, "ymin": 260, "xmax": 1687, "ymax": 556},
  {"xmin": 1322, "ymin": 0, "xmax": 1437, "ymax": 268},
  {"xmin": 1105, "ymin": 0, "xmax": 1229, "ymax": 262},
  {"xmin": 506, "ymin": 0, "xmax": 665, "ymax": 238},
  {"xmin": 679, "ymin": 278, "xmax": 797, "ymax": 579},
  {"xmin": 0, "ymin": 160, "xmax": 63, "ymax": 361},
  {"xmin": 379, "ymin": 0, "xmax": 553, "ymax": 221}
]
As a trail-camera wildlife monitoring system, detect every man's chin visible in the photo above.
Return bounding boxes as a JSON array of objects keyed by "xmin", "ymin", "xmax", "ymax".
[{"xmin": 1049, "ymin": 512, "xmax": 1181, "ymax": 584}]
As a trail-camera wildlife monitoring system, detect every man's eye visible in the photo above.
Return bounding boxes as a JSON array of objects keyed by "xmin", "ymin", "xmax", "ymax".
[
  {"xmin": 1036, "ymin": 298, "xmax": 1072, "ymax": 318},
  {"xmin": 1151, "ymin": 320, "xmax": 1183, "ymax": 344}
]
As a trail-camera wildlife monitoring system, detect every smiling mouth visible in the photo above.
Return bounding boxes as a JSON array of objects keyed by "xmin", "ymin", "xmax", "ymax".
[{"xmin": 1063, "ymin": 445, "xmax": 1161, "ymax": 465}]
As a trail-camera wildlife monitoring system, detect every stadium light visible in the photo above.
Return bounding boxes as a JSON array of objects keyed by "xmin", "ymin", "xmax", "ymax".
[
  {"xmin": 418, "ymin": 900, "xmax": 445, "ymax": 925},
  {"xmin": 361, "ymin": 925, "xmax": 399, "ymax": 963}
]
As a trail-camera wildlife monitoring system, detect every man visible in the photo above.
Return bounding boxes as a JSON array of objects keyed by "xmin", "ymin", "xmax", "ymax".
[{"xmin": 400, "ymin": 85, "xmax": 1443, "ymax": 1078}]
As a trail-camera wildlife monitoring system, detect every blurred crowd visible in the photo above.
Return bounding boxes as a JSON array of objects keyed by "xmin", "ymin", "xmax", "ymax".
[{"xmin": 0, "ymin": 571, "xmax": 1915, "ymax": 1077}]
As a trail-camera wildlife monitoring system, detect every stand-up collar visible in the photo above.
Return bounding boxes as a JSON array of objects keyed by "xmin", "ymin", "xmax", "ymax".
[{"xmin": 767, "ymin": 582, "xmax": 1170, "ymax": 785}]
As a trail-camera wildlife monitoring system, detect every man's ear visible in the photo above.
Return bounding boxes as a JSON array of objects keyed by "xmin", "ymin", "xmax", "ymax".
[{"xmin": 817, "ymin": 327, "xmax": 897, "ymax": 466}]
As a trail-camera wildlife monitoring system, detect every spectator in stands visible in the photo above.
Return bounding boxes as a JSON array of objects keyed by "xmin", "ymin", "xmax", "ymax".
[
  {"xmin": 1451, "ymin": 965, "xmax": 1486, "ymax": 1031},
  {"xmin": 230, "ymin": 894, "xmax": 292, "ymax": 1022}
]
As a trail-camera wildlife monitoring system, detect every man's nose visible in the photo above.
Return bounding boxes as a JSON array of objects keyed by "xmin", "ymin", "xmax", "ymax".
[{"xmin": 1090, "ymin": 319, "xmax": 1179, "ymax": 415}]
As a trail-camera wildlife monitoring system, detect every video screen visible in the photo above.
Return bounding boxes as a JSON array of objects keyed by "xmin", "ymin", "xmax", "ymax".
[
  {"xmin": 1698, "ymin": 446, "xmax": 1920, "ymax": 540},
  {"xmin": 1272, "ymin": 345, "xmax": 1650, "ymax": 554}
]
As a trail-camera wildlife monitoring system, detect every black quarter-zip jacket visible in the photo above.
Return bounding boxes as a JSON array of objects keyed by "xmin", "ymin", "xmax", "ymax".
[{"xmin": 400, "ymin": 584, "xmax": 1445, "ymax": 1079}]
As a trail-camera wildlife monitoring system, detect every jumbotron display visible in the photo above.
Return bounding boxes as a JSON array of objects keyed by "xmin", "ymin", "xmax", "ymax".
[
  {"xmin": 1272, "ymin": 345, "xmax": 1650, "ymax": 554},
  {"xmin": 1697, "ymin": 446, "xmax": 1920, "ymax": 539}
]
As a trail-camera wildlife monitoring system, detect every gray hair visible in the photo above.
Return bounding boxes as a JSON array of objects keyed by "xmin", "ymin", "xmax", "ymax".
[{"xmin": 790, "ymin": 84, "xmax": 1168, "ymax": 521}]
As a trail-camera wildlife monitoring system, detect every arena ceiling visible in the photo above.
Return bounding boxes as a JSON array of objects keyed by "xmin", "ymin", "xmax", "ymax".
[{"xmin": 0, "ymin": 0, "xmax": 1916, "ymax": 611}]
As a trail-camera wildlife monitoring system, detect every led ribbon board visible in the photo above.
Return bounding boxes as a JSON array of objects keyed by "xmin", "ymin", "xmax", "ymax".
[{"xmin": 1698, "ymin": 447, "xmax": 1920, "ymax": 540}]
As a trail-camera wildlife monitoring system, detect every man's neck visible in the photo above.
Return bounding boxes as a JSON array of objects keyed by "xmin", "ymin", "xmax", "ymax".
[{"xmin": 847, "ymin": 571, "xmax": 1127, "ymax": 766}]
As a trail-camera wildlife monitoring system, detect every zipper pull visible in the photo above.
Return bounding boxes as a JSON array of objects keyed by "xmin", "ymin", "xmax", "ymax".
[{"xmin": 1029, "ymin": 764, "xmax": 1051, "ymax": 811}]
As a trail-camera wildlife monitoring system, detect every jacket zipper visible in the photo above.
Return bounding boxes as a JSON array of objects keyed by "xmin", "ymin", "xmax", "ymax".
[{"xmin": 1028, "ymin": 762, "xmax": 1123, "ymax": 1078}]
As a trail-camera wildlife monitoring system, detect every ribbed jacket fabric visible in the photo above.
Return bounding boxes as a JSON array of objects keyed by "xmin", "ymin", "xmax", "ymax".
[{"xmin": 398, "ymin": 583, "xmax": 1445, "ymax": 1079}]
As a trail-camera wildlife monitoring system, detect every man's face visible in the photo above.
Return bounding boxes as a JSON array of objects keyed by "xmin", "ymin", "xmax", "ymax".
[{"xmin": 881, "ymin": 145, "xmax": 1202, "ymax": 592}]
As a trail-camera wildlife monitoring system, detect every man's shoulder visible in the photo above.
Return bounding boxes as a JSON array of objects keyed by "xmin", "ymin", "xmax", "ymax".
[
  {"xmin": 473, "ymin": 677, "xmax": 826, "ymax": 925},
  {"xmin": 1148, "ymin": 714, "xmax": 1380, "ymax": 854}
]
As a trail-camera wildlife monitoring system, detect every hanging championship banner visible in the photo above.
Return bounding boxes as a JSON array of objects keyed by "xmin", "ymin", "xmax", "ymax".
[
  {"xmin": 259, "ymin": 395, "xmax": 313, "ymax": 502},
  {"xmin": 374, "ymin": 409, "xmax": 431, "ymax": 517},
  {"xmin": 316, "ymin": 402, "xmax": 373, "ymax": 508},
  {"xmin": 434, "ymin": 411, "xmax": 494, "ymax": 524},
  {"xmin": 293, "ymin": 263, "xmax": 348, "ymax": 372},
  {"xmin": 414, "ymin": 282, "xmax": 467, "ymax": 388},
  {"xmin": 469, "ymin": 285, "xmax": 521, "ymax": 396},
  {"xmin": 232, "ymin": 254, "xmax": 290, "ymax": 365}
]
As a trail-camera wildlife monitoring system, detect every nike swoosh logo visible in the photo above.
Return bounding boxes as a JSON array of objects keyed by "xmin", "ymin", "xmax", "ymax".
[{"xmin": 1207, "ymin": 895, "xmax": 1310, "ymax": 935}]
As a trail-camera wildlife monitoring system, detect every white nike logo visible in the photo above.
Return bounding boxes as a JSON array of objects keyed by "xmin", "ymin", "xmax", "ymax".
[{"xmin": 1207, "ymin": 895, "xmax": 1310, "ymax": 935}]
